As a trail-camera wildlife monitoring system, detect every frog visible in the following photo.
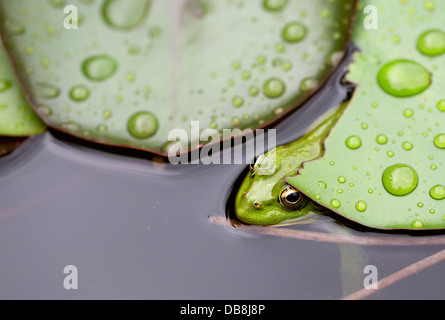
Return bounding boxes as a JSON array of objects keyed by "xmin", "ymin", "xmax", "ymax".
[{"xmin": 235, "ymin": 103, "xmax": 347, "ymax": 226}]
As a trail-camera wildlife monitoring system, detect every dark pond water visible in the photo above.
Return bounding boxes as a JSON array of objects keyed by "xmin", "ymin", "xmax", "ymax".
[{"xmin": 1, "ymin": 46, "xmax": 445, "ymax": 300}]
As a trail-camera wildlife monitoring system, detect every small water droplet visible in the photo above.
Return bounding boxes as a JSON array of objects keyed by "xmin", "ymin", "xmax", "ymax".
[
  {"xmin": 300, "ymin": 77, "xmax": 318, "ymax": 92},
  {"xmin": 241, "ymin": 70, "xmax": 252, "ymax": 80},
  {"xmin": 36, "ymin": 82, "xmax": 60, "ymax": 99},
  {"xmin": 69, "ymin": 84, "xmax": 90, "ymax": 102},
  {"xmin": 376, "ymin": 134, "xmax": 388, "ymax": 145},
  {"xmin": 148, "ymin": 26, "xmax": 162, "ymax": 39},
  {"xmin": 232, "ymin": 96, "xmax": 244, "ymax": 108},
  {"xmin": 355, "ymin": 201, "xmax": 367, "ymax": 212},
  {"xmin": 382, "ymin": 164, "xmax": 419, "ymax": 197},
  {"xmin": 330, "ymin": 199, "xmax": 341, "ymax": 209},
  {"xmin": 96, "ymin": 124, "xmax": 108, "ymax": 132},
  {"xmin": 248, "ymin": 85, "xmax": 260, "ymax": 97},
  {"xmin": 403, "ymin": 108, "xmax": 414, "ymax": 118},
  {"xmin": 82, "ymin": 54, "xmax": 118, "ymax": 82},
  {"xmin": 231, "ymin": 117, "xmax": 241, "ymax": 126},
  {"xmin": 62, "ymin": 121, "xmax": 81, "ymax": 132},
  {"xmin": 0, "ymin": 80, "xmax": 12, "ymax": 93},
  {"xmin": 402, "ymin": 141, "xmax": 414, "ymax": 151},
  {"xmin": 377, "ymin": 60, "xmax": 431, "ymax": 97},
  {"xmin": 231, "ymin": 61, "xmax": 241, "ymax": 70},
  {"xmin": 437, "ymin": 100, "xmax": 445, "ymax": 112},
  {"xmin": 103, "ymin": 109, "xmax": 112, "ymax": 119},
  {"xmin": 345, "ymin": 135, "xmax": 362, "ymax": 150},
  {"xmin": 4, "ymin": 18, "xmax": 26, "ymax": 35},
  {"xmin": 433, "ymin": 134, "xmax": 445, "ymax": 149},
  {"xmin": 102, "ymin": 0, "xmax": 151, "ymax": 30},
  {"xmin": 417, "ymin": 29, "xmax": 445, "ymax": 56},
  {"xmin": 430, "ymin": 185, "xmax": 445, "ymax": 200},
  {"xmin": 263, "ymin": 0, "xmax": 289, "ymax": 11},
  {"xmin": 281, "ymin": 21, "xmax": 307, "ymax": 43},
  {"xmin": 37, "ymin": 104, "xmax": 52, "ymax": 116},
  {"xmin": 263, "ymin": 78, "xmax": 286, "ymax": 98},
  {"xmin": 318, "ymin": 181, "xmax": 327, "ymax": 189},
  {"xmin": 48, "ymin": 0, "xmax": 66, "ymax": 8},
  {"xmin": 127, "ymin": 111, "xmax": 159, "ymax": 139},
  {"xmin": 338, "ymin": 176, "xmax": 346, "ymax": 184},
  {"xmin": 412, "ymin": 220, "xmax": 424, "ymax": 228}
]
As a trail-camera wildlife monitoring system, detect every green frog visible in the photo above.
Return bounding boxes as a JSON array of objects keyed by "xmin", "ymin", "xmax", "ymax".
[{"xmin": 235, "ymin": 103, "xmax": 347, "ymax": 226}]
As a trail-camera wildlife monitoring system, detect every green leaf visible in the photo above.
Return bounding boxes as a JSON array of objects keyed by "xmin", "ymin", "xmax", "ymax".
[
  {"xmin": 286, "ymin": 0, "xmax": 445, "ymax": 230},
  {"xmin": 0, "ymin": 42, "xmax": 45, "ymax": 136},
  {"xmin": 0, "ymin": 0, "xmax": 356, "ymax": 155}
]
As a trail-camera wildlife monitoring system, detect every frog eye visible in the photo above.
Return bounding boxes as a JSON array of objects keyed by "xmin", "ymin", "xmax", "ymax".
[
  {"xmin": 249, "ymin": 154, "xmax": 264, "ymax": 177},
  {"xmin": 279, "ymin": 187, "xmax": 308, "ymax": 210}
]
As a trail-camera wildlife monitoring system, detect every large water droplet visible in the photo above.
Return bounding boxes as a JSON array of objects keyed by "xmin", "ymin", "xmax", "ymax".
[
  {"xmin": 82, "ymin": 55, "xmax": 118, "ymax": 82},
  {"xmin": 417, "ymin": 29, "xmax": 445, "ymax": 56},
  {"xmin": 382, "ymin": 164, "xmax": 418, "ymax": 197},
  {"xmin": 102, "ymin": 0, "xmax": 151, "ymax": 30},
  {"xmin": 127, "ymin": 111, "xmax": 159, "ymax": 139},
  {"xmin": 430, "ymin": 185, "xmax": 445, "ymax": 200},
  {"xmin": 433, "ymin": 134, "xmax": 445, "ymax": 149},
  {"xmin": 282, "ymin": 21, "xmax": 307, "ymax": 43},
  {"xmin": 263, "ymin": 0, "xmax": 289, "ymax": 12},
  {"xmin": 263, "ymin": 78, "xmax": 286, "ymax": 99},
  {"xmin": 377, "ymin": 60, "xmax": 431, "ymax": 97}
]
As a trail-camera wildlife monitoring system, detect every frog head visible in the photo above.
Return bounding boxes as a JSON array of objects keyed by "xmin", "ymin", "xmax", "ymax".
[
  {"xmin": 234, "ymin": 148, "xmax": 320, "ymax": 226},
  {"xmin": 234, "ymin": 103, "xmax": 347, "ymax": 226}
]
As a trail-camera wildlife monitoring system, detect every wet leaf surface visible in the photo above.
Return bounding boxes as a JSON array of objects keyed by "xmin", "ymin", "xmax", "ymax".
[
  {"xmin": 286, "ymin": 0, "xmax": 445, "ymax": 230},
  {"xmin": 0, "ymin": 0, "xmax": 356, "ymax": 155},
  {"xmin": 0, "ymin": 38, "xmax": 45, "ymax": 137}
]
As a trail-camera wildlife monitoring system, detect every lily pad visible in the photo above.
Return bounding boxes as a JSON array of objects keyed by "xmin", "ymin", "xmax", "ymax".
[
  {"xmin": 0, "ymin": 39, "xmax": 45, "ymax": 136},
  {"xmin": 286, "ymin": 0, "xmax": 445, "ymax": 230},
  {"xmin": 0, "ymin": 0, "xmax": 356, "ymax": 155}
]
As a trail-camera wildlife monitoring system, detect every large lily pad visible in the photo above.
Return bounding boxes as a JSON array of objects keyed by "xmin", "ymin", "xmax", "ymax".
[
  {"xmin": 0, "ymin": 37, "xmax": 45, "ymax": 136},
  {"xmin": 0, "ymin": 0, "xmax": 356, "ymax": 155},
  {"xmin": 286, "ymin": 0, "xmax": 445, "ymax": 230}
]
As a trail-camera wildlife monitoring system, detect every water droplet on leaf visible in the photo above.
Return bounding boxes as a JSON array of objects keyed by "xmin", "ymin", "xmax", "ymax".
[
  {"xmin": 382, "ymin": 164, "xmax": 419, "ymax": 196},
  {"xmin": 377, "ymin": 60, "xmax": 431, "ymax": 97}
]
